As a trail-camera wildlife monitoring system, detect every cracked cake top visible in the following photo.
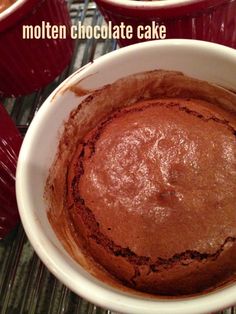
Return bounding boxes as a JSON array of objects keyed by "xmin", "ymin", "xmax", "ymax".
[
  {"xmin": 73, "ymin": 98, "xmax": 236, "ymax": 258},
  {"xmin": 47, "ymin": 70, "xmax": 236, "ymax": 296},
  {"xmin": 65, "ymin": 97, "xmax": 236, "ymax": 294}
]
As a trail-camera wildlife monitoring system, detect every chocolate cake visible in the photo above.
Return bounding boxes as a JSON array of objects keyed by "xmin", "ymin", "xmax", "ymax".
[{"xmin": 66, "ymin": 97, "xmax": 236, "ymax": 295}]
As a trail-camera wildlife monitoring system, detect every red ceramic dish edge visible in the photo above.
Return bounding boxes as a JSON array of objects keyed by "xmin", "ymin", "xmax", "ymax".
[
  {"xmin": 94, "ymin": 0, "xmax": 230, "ymax": 17},
  {"xmin": 0, "ymin": 0, "xmax": 40, "ymax": 31},
  {"xmin": 0, "ymin": 0, "xmax": 74, "ymax": 97}
]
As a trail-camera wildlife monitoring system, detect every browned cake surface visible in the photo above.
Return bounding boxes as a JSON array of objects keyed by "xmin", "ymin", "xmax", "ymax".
[{"xmin": 66, "ymin": 97, "xmax": 236, "ymax": 295}]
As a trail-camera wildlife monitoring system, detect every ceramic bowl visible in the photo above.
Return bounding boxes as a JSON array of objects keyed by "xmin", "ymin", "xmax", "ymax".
[{"xmin": 16, "ymin": 39, "xmax": 236, "ymax": 314}]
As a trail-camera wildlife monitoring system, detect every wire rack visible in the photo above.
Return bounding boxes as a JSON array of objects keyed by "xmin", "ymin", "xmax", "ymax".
[{"xmin": 0, "ymin": 1, "xmax": 235, "ymax": 313}]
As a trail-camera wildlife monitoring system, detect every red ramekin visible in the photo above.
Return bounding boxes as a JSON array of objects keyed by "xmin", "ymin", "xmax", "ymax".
[
  {"xmin": 0, "ymin": 0, "xmax": 74, "ymax": 97},
  {"xmin": 0, "ymin": 103, "xmax": 22, "ymax": 239},
  {"xmin": 95, "ymin": 0, "xmax": 236, "ymax": 47}
]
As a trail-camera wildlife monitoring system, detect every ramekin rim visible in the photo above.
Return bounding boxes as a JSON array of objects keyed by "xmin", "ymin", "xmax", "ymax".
[
  {"xmin": 94, "ymin": 0, "xmax": 207, "ymax": 9},
  {"xmin": 0, "ymin": 0, "xmax": 28, "ymax": 22}
]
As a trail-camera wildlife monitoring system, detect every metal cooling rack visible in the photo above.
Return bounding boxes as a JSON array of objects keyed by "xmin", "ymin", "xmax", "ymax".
[{"xmin": 0, "ymin": 1, "xmax": 235, "ymax": 313}]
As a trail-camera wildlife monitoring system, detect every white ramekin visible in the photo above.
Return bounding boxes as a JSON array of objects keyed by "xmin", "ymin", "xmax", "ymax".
[{"xmin": 16, "ymin": 39, "xmax": 236, "ymax": 314}]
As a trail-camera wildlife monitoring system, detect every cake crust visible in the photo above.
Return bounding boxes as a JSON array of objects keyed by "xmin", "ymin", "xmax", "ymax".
[
  {"xmin": 66, "ymin": 98, "xmax": 236, "ymax": 295},
  {"xmin": 46, "ymin": 70, "xmax": 236, "ymax": 296}
]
